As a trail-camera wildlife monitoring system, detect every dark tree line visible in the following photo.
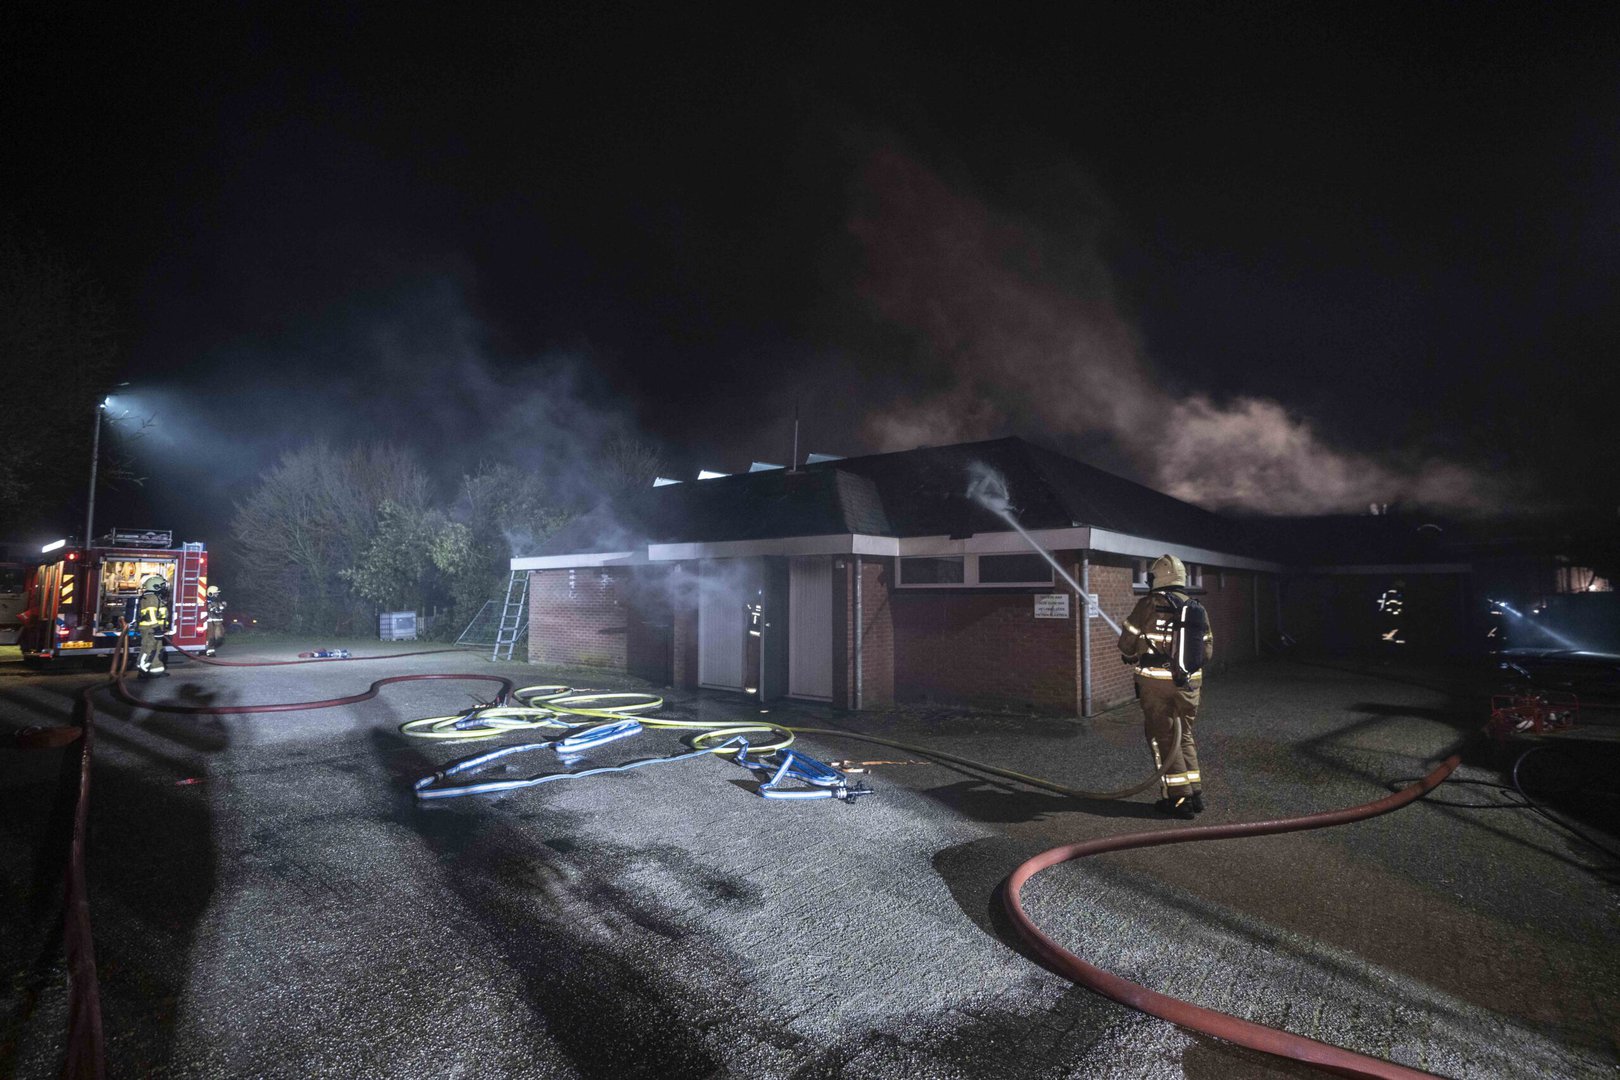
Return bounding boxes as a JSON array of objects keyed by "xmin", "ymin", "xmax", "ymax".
[
  {"xmin": 229, "ymin": 437, "xmax": 664, "ymax": 636},
  {"xmin": 0, "ymin": 228, "xmax": 122, "ymax": 535}
]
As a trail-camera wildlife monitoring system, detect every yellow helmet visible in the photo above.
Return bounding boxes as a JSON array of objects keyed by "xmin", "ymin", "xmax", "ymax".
[
  {"xmin": 207, "ymin": 585, "xmax": 220, "ymax": 597},
  {"xmin": 141, "ymin": 573, "xmax": 168, "ymax": 592},
  {"xmin": 1149, "ymin": 554, "xmax": 1187, "ymax": 589}
]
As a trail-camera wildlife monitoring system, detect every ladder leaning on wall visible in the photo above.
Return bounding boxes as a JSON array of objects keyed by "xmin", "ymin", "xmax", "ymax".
[{"xmin": 492, "ymin": 569, "xmax": 529, "ymax": 662}]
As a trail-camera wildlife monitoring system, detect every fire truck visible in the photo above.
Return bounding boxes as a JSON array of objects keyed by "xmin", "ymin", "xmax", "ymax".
[{"xmin": 18, "ymin": 528, "xmax": 209, "ymax": 663}]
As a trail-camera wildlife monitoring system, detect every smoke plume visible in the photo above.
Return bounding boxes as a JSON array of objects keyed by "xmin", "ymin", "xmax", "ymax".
[{"xmin": 850, "ymin": 147, "xmax": 1505, "ymax": 514}]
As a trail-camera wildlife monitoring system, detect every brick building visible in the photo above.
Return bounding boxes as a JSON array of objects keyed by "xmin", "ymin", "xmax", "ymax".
[
  {"xmin": 515, "ymin": 437, "xmax": 1615, "ymax": 712},
  {"xmin": 515, "ymin": 437, "xmax": 1284, "ymax": 715}
]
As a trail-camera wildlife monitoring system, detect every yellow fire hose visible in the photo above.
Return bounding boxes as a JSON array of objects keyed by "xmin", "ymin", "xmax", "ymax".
[{"xmin": 399, "ymin": 684, "xmax": 1172, "ymax": 800}]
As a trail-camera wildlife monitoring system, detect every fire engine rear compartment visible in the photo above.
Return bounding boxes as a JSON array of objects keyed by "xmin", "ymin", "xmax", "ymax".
[
  {"xmin": 19, "ymin": 532, "xmax": 208, "ymax": 659},
  {"xmin": 96, "ymin": 556, "xmax": 178, "ymax": 629}
]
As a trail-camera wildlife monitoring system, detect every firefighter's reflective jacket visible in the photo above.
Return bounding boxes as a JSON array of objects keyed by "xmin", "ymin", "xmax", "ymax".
[
  {"xmin": 1119, "ymin": 588, "xmax": 1215, "ymax": 684},
  {"xmin": 137, "ymin": 590, "xmax": 169, "ymax": 634},
  {"xmin": 206, "ymin": 596, "xmax": 226, "ymax": 623}
]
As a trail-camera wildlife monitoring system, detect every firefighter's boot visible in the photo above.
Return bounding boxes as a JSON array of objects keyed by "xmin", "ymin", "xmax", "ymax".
[{"xmin": 1155, "ymin": 795, "xmax": 1196, "ymax": 820}]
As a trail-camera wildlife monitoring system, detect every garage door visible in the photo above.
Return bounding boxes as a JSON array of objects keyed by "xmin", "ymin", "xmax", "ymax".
[
  {"xmin": 698, "ymin": 559, "xmax": 756, "ymax": 691},
  {"xmin": 788, "ymin": 556, "xmax": 833, "ymax": 700}
]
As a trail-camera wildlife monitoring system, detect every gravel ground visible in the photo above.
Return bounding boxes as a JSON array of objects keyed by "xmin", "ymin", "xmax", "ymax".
[{"xmin": 2, "ymin": 645, "xmax": 1616, "ymax": 1079}]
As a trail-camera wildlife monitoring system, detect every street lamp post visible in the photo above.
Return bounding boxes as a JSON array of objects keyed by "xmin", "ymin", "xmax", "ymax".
[
  {"xmin": 84, "ymin": 383, "xmax": 128, "ymax": 547},
  {"xmin": 85, "ymin": 398, "xmax": 104, "ymax": 548}
]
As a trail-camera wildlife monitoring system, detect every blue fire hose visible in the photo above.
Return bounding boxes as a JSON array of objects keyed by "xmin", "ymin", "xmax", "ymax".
[
  {"xmin": 411, "ymin": 711, "xmax": 875, "ymax": 803},
  {"xmin": 413, "ymin": 719, "xmax": 736, "ymax": 799},
  {"xmin": 734, "ymin": 743, "xmax": 874, "ymax": 802}
]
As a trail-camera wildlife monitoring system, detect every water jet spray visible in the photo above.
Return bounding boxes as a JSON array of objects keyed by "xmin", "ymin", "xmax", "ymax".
[
  {"xmin": 1488, "ymin": 599, "xmax": 1589, "ymax": 653},
  {"xmin": 965, "ymin": 462, "xmax": 1123, "ymax": 635}
]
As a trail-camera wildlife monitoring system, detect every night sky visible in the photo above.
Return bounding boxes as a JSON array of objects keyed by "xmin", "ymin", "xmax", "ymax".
[{"xmin": 7, "ymin": 3, "xmax": 1618, "ymax": 558}]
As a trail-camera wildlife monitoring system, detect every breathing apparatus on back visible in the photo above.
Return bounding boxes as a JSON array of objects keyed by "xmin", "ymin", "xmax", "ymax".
[{"xmin": 1146, "ymin": 555, "xmax": 1209, "ymax": 688}]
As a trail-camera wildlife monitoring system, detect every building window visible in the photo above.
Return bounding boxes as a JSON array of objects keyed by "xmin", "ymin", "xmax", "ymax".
[
  {"xmin": 1132, "ymin": 558, "xmax": 1206, "ymax": 592},
  {"xmin": 896, "ymin": 553, "xmax": 1055, "ymax": 589},
  {"xmin": 1132, "ymin": 559, "xmax": 1151, "ymax": 590},
  {"xmin": 899, "ymin": 556, "xmax": 965, "ymax": 586},
  {"xmin": 977, "ymin": 553, "xmax": 1054, "ymax": 586}
]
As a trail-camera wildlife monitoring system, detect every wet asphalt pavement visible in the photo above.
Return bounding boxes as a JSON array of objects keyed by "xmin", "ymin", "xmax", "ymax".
[{"xmin": 2, "ymin": 644, "xmax": 1617, "ymax": 1079}]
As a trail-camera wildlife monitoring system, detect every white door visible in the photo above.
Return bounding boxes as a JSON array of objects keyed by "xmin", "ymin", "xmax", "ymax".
[
  {"xmin": 788, "ymin": 556, "xmax": 834, "ymax": 700},
  {"xmin": 698, "ymin": 559, "xmax": 754, "ymax": 690}
]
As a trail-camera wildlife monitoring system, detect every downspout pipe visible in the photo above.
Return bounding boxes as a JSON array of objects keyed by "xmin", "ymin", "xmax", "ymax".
[
  {"xmin": 1252, "ymin": 572, "xmax": 1261, "ymax": 657},
  {"xmin": 1080, "ymin": 556, "xmax": 1092, "ymax": 717},
  {"xmin": 853, "ymin": 558, "xmax": 863, "ymax": 710}
]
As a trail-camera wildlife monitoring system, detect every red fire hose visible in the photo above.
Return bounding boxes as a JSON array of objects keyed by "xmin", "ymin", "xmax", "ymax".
[
  {"xmin": 185, "ymin": 647, "xmax": 467, "ymax": 667},
  {"xmin": 22, "ymin": 633, "xmax": 516, "ymax": 1079},
  {"xmin": 25, "ymin": 633, "xmax": 1462, "ymax": 1080},
  {"xmin": 1003, "ymin": 754, "xmax": 1461, "ymax": 1080},
  {"xmin": 112, "ymin": 667, "xmax": 514, "ymax": 715}
]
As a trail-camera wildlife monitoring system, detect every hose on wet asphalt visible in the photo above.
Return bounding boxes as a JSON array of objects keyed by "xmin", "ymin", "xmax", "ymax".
[
  {"xmin": 38, "ymin": 639, "xmax": 1439, "ymax": 1080},
  {"xmin": 1002, "ymin": 753, "xmax": 1462, "ymax": 1080},
  {"xmin": 396, "ymin": 686, "xmax": 1178, "ymax": 801},
  {"xmin": 28, "ymin": 638, "xmax": 541, "ymax": 1079}
]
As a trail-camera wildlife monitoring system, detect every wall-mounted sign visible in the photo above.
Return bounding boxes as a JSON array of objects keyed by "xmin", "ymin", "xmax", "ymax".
[
  {"xmin": 1034, "ymin": 594, "xmax": 1070, "ymax": 619},
  {"xmin": 1086, "ymin": 593, "xmax": 1099, "ymax": 617}
]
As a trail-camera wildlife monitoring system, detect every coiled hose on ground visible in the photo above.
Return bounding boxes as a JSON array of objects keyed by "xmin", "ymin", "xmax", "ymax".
[{"xmin": 398, "ymin": 685, "xmax": 1176, "ymax": 801}]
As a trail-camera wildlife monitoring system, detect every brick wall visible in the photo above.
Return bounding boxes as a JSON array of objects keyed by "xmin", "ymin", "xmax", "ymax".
[
  {"xmin": 669, "ymin": 563, "xmax": 699, "ymax": 688},
  {"xmin": 1280, "ymin": 575, "xmax": 1336, "ymax": 653},
  {"xmin": 892, "ymin": 584, "xmax": 1080, "ymax": 713},
  {"xmin": 1087, "ymin": 558, "xmax": 1138, "ymax": 712},
  {"xmin": 1198, "ymin": 568, "xmax": 1257, "ymax": 665},
  {"xmin": 858, "ymin": 557, "xmax": 894, "ymax": 707},
  {"xmin": 528, "ymin": 567, "xmax": 629, "ymax": 671},
  {"xmin": 833, "ymin": 560, "xmax": 853, "ymax": 708},
  {"xmin": 1256, "ymin": 574, "xmax": 1281, "ymax": 650}
]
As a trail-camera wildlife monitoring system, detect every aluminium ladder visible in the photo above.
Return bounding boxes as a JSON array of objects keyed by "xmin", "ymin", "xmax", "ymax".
[
  {"xmin": 492, "ymin": 569, "xmax": 529, "ymax": 661},
  {"xmin": 176, "ymin": 542, "xmax": 205, "ymax": 637}
]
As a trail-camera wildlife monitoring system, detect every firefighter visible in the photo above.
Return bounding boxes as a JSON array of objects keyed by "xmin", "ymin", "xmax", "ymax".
[
  {"xmin": 204, "ymin": 584, "xmax": 226, "ymax": 656},
  {"xmin": 1119, "ymin": 554, "xmax": 1215, "ymax": 819},
  {"xmin": 136, "ymin": 573, "xmax": 171, "ymax": 677}
]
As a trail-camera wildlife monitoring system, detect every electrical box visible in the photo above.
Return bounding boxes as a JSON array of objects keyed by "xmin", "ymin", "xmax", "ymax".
[{"xmin": 379, "ymin": 611, "xmax": 418, "ymax": 641}]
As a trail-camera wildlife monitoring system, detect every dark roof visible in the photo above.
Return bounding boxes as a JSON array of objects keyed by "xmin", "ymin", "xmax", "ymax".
[
  {"xmin": 537, "ymin": 467, "xmax": 890, "ymax": 555},
  {"xmin": 1232, "ymin": 512, "xmax": 1495, "ymax": 566},
  {"xmin": 816, "ymin": 438, "xmax": 1237, "ymax": 550},
  {"xmin": 537, "ymin": 437, "xmax": 1248, "ymax": 557}
]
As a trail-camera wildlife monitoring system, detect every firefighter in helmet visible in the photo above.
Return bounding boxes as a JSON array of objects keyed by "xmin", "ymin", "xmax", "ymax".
[
  {"xmin": 136, "ymin": 572, "xmax": 171, "ymax": 677},
  {"xmin": 1119, "ymin": 554, "xmax": 1215, "ymax": 818},
  {"xmin": 204, "ymin": 584, "xmax": 226, "ymax": 656}
]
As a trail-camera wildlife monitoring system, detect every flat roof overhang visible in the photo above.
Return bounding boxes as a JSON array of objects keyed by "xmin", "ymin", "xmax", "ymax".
[{"xmin": 513, "ymin": 526, "xmax": 1290, "ymax": 575}]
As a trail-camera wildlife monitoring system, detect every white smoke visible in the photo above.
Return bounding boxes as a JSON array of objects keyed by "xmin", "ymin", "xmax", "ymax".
[{"xmin": 850, "ymin": 147, "xmax": 1508, "ymax": 514}]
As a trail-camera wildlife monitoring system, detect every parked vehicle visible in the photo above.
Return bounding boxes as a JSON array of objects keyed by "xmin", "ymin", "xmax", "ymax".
[{"xmin": 18, "ymin": 528, "xmax": 209, "ymax": 663}]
